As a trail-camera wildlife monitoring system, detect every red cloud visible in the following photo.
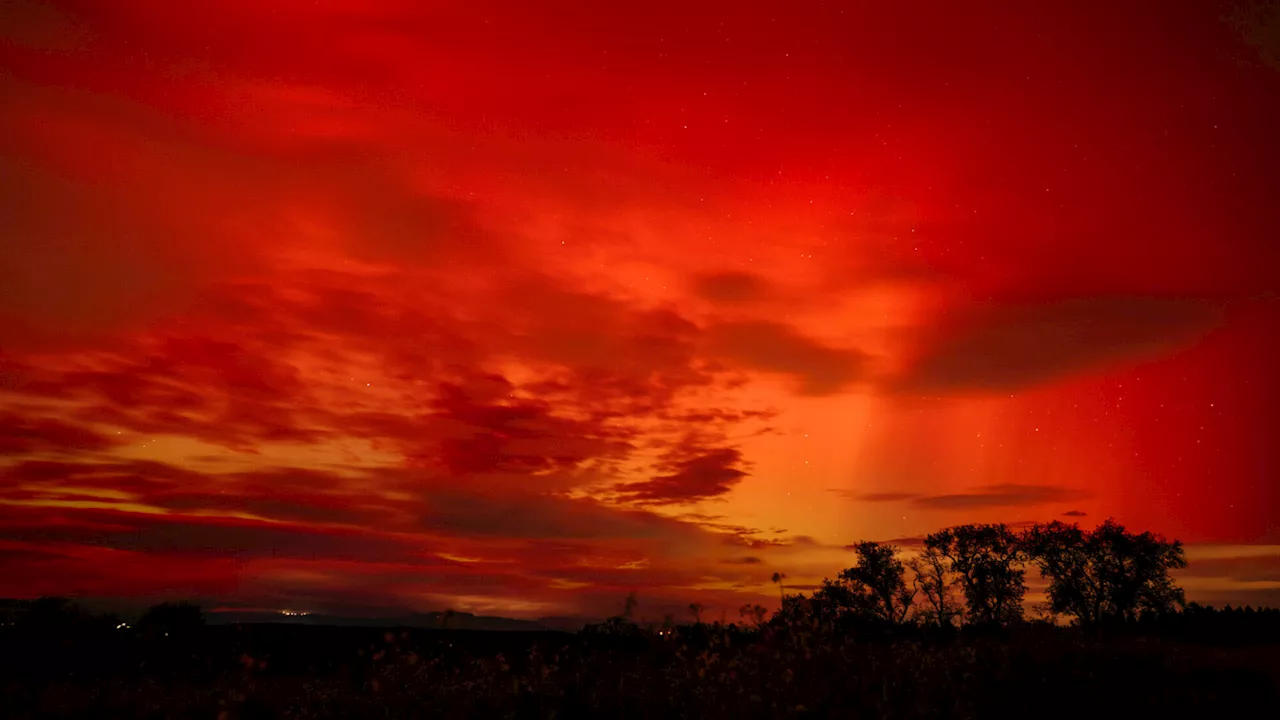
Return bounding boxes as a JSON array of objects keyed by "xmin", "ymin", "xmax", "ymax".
[
  {"xmin": 896, "ymin": 297, "xmax": 1223, "ymax": 395},
  {"xmin": 0, "ymin": 412, "xmax": 123, "ymax": 454},
  {"xmin": 614, "ymin": 445, "xmax": 750, "ymax": 506}
]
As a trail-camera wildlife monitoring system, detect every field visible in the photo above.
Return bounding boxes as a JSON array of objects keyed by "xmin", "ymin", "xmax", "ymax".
[{"xmin": 3, "ymin": 620, "xmax": 1278, "ymax": 719}]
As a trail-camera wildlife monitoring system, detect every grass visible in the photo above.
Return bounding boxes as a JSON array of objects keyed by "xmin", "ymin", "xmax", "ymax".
[{"xmin": 2, "ymin": 621, "xmax": 1277, "ymax": 719}]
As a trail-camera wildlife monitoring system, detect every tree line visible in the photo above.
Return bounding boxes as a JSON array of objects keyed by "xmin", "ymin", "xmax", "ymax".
[
  {"xmin": 3, "ymin": 519, "xmax": 1271, "ymax": 637},
  {"xmin": 751, "ymin": 518, "xmax": 1190, "ymax": 630}
]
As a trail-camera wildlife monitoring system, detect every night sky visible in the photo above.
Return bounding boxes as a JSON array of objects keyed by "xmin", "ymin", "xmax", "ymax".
[{"xmin": 1, "ymin": 0, "xmax": 1278, "ymax": 622}]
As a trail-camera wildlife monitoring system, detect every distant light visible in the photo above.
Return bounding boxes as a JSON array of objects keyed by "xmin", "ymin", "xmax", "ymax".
[{"xmin": 116, "ymin": 623, "xmax": 129, "ymax": 629}]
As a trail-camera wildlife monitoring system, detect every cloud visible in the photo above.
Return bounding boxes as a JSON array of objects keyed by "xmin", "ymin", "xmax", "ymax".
[
  {"xmin": 704, "ymin": 320, "xmax": 867, "ymax": 395},
  {"xmin": 4, "ymin": 271, "xmax": 771, "ymax": 469},
  {"xmin": 0, "ymin": 412, "xmax": 123, "ymax": 454},
  {"xmin": 846, "ymin": 484, "xmax": 1086, "ymax": 510},
  {"xmin": 871, "ymin": 536, "xmax": 927, "ymax": 549},
  {"xmin": 0, "ymin": 453, "xmax": 789, "ymax": 616},
  {"xmin": 0, "ymin": 541, "xmax": 245, "ymax": 599},
  {"xmin": 614, "ymin": 444, "xmax": 750, "ymax": 505},
  {"xmin": 914, "ymin": 484, "xmax": 1085, "ymax": 510},
  {"xmin": 896, "ymin": 296, "xmax": 1222, "ymax": 394},
  {"xmin": 425, "ymin": 376, "xmax": 636, "ymax": 478},
  {"xmin": 831, "ymin": 490, "xmax": 917, "ymax": 503},
  {"xmin": 14, "ymin": 332, "xmax": 329, "ymax": 451},
  {"xmin": 415, "ymin": 487, "xmax": 712, "ymax": 542},
  {"xmin": 1179, "ymin": 551, "xmax": 1280, "ymax": 583},
  {"xmin": 1061, "ymin": 510, "xmax": 1088, "ymax": 518},
  {"xmin": 693, "ymin": 272, "xmax": 771, "ymax": 303}
]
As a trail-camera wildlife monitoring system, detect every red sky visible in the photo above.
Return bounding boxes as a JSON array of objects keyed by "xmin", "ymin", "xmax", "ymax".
[{"xmin": 1, "ymin": 0, "xmax": 1278, "ymax": 622}]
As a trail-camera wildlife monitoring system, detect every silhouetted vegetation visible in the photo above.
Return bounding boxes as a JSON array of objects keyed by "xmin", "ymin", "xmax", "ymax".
[
  {"xmin": 2, "ymin": 521, "xmax": 1276, "ymax": 719},
  {"xmin": 929, "ymin": 523, "xmax": 1027, "ymax": 626},
  {"xmin": 1025, "ymin": 519, "xmax": 1187, "ymax": 624}
]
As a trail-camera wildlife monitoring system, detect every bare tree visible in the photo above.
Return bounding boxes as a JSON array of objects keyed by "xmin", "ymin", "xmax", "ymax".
[
  {"xmin": 688, "ymin": 602, "xmax": 704, "ymax": 624},
  {"xmin": 908, "ymin": 543, "xmax": 964, "ymax": 628}
]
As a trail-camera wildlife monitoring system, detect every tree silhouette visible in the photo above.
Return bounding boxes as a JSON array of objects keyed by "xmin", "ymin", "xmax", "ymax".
[
  {"xmin": 773, "ymin": 592, "xmax": 817, "ymax": 626},
  {"xmin": 688, "ymin": 602, "xmax": 704, "ymax": 624},
  {"xmin": 771, "ymin": 572, "xmax": 787, "ymax": 606},
  {"xmin": 1024, "ymin": 518, "xmax": 1188, "ymax": 625},
  {"xmin": 138, "ymin": 601, "xmax": 205, "ymax": 639},
  {"xmin": 909, "ymin": 543, "xmax": 964, "ymax": 628},
  {"xmin": 819, "ymin": 541, "xmax": 916, "ymax": 624},
  {"xmin": 926, "ymin": 524, "xmax": 1026, "ymax": 626},
  {"xmin": 622, "ymin": 591, "xmax": 638, "ymax": 621},
  {"xmin": 22, "ymin": 597, "xmax": 92, "ymax": 633},
  {"xmin": 739, "ymin": 603, "xmax": 769, "ymax": 627}
]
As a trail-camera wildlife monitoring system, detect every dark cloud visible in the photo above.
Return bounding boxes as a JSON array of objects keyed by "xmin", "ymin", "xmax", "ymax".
[
  {"xmin": 5, "ymin": 268, "xmax": 782, "ymax": 474},
  {"xmin": 693, "ymin": 272, "xmax": 771, "ymax": 303},
  {"xmin": 1186, "ymin": 587, "xmax": 1280, "ymax": 610},
  {"xmin": 1061, "ymin": 509, "xmax": 1088, "ymax": 518},
  {"xmin": 913, "ymin": 484, "xmax": 1085, "ymax": 510},
  {"xmin": 0, "ymin": 411, "xmax": 123, "ymax": 454},
  {"xmin": 416, "ymin": 487, "xmax": 708, "ymax": 541},
  {"xmin": 614, "ymin": 447, "xmax": 749, "ymax": 505},
  {"xmin": 657, "ymin": 407, "xmax": 779, "ymax": 425},
  {"xmin": 0, "ymin": 455, "xmax": 788, "ymax": 610},
  {"xmin": 704, "ymin": 320, "xmax": 867, "ymax": 395},
  {"xmin": 724, "ymin": 556, "xmax": 763, "ymax": 564},
  {"xmin": 0, "ymin": 458, "xmax": 206, "ymax": 500},
  {"xmin": 107, "ymin": 517, "xmax": 416, "ymax": 563},
  {"xmin": 0, "ymin": 541, "xmax": 245, "ymax": 599},
  {"xmin": 864, "ymin": 536, "xmax": 926, "ymax": 549},
  {"xmin": 848, "ymin": 484, "xmax": 1086, "ymax": 510},
  {"xmin": 426, "ymin": 377, "xmax": 635, "ymax": 477},
  {"xmin": 832, "ymin": 490, "xmax": 918, "ymax": 502},
  {"xmin": 0, "ymin": 353, "xmax": 26, "ymax": 390},
  {"xmin": 674, "ymin": 512, "xmax": 770, "ymax": 543},
  {"xmin": 14, "ymin": 333, "xmax": 329, "ymax": 451},
  {"xmin": 896, "ymin": 296, "xmax": 1222, "ymax": 394},
  {"xmin": 0, "ymin": 546, "xmax": 70, "ymax": 564},
  {"xmin": 1179, "ymin": 553, "xmax": 1280, "ymax": 582}
]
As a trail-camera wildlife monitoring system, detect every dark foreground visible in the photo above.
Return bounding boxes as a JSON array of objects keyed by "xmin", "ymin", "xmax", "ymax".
[{"xmin": 3, "ymin": 622, "xmax": 1278, "ymax": 719}]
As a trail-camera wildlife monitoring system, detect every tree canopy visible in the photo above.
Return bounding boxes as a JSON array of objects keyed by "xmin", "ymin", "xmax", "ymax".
[
  {"xmin": 925, "ymin": 524, "xmax": 1026, "ymax": 626},
  {"xmin": 1024, "ymin": 519, "xmax": 1187, "ymax": 625}
]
